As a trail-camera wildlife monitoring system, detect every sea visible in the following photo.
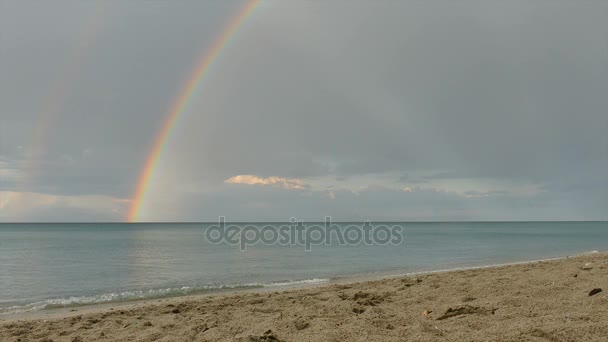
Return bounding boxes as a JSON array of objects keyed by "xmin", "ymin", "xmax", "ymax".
[{"xmin": 1, "ymin": 221, "xmax": 606, "ymax": 315}]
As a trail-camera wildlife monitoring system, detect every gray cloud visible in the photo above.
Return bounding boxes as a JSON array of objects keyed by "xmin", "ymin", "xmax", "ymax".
[{"xmin": 1, "ymin": 0, "xmax": 606, "ymax": 221}]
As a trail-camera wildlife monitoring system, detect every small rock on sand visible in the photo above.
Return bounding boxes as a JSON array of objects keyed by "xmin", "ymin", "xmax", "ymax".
[
  {"xmin": 589, "ymin": 288, "xmax": 602, "ymax": 296},
  {"xmin": 294, "ymin": 319, "xmax": 310, "ymax": 330}
]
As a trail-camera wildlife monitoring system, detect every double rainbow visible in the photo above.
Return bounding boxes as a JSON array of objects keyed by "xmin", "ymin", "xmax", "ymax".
[{"xmin": 127, "ymin": 0, "xmax": 262, "ymax": 222}]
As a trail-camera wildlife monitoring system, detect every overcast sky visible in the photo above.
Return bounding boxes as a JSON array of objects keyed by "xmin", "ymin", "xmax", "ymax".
[{"xmin": 1, "ymin": 0, "xmax": 607, "ymax": 222}]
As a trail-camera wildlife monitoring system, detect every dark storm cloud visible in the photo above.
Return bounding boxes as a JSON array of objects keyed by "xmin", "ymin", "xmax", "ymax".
[
  {"xmin": 168, "ymin": 0, "xmax": 607, "ymax": 183},
  {"xmin": 1, "ymin": 0, "xmax": 606, "ymax": 221}
]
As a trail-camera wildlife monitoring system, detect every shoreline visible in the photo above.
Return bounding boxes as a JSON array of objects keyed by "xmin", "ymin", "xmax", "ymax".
[
  {"xmin": 2, "ymin": 250, "xmax": 602, "ymax": 323},
  {"xmin": 2, "ymin": 250, "xmax": 601, "ymax": 322},
  {"xmin": 2, "ymin": 251, "xmax": 607, "ymax": 341}
]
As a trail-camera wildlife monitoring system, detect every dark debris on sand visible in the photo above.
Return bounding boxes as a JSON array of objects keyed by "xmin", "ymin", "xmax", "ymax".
[
  {"xmin": 436, "ymin": 305, "xmax": 497, "ymax": 320},
  {"xmin": 243, "ymin": 329, "xmax": 285, "ymax": 342}
]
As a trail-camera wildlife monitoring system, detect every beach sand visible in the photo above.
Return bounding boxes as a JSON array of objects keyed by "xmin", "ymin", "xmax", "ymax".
[{"xmin": 2, "ymin": 252, "xmax": 607, "ymax": 341}]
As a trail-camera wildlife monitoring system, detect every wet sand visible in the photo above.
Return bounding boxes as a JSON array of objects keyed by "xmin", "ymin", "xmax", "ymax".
[{"xmin": 2, "ymin": 252, "xmax": 607, "ymax": 341}]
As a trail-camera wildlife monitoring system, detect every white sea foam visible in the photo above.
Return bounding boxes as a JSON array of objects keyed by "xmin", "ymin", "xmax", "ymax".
[
  {"xmin": 0, "ymin": 278, "xmax": 329, "ymax": 315},
  {"xmin": 264, "ymin": 278, "xmax": 330, "ymax": 287}
]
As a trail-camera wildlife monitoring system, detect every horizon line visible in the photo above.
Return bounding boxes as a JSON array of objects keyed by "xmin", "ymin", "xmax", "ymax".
[{"xmin": 1, "ymin": 220, "xmax": 606, "ymax": 224}]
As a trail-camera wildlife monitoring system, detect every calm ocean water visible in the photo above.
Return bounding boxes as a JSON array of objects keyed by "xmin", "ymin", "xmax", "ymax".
[{"xmin": 1, "ymin": 222, "xmax": 606, "ymax": 315}]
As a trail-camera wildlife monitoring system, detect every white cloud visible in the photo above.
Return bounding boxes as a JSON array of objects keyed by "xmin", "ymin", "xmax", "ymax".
[{"xmin": 225, "ymin": 175, "xmax": 305, "ymax": 190}]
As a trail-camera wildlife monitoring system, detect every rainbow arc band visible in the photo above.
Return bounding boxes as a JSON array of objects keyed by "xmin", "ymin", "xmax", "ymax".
[{"xmin": 127, "ymin": 0, "xmax": 263, "ymax": 222}]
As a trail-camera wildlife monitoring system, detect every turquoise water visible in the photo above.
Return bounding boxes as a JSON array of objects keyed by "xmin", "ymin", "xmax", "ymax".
[{"xmin": 0, "ymin": 222, "xmax": 606, "ymax": 314}]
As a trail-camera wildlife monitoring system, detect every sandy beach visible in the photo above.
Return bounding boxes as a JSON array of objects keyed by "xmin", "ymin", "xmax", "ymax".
[{"xmin": 2, "ymin": 252, "xmax": 607, "ymax": 341}]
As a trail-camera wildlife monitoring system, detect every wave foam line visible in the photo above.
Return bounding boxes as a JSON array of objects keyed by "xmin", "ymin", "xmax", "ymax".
[{"xmin": 0, "ymin": 278, "xmax": 329, "ymax": 315}]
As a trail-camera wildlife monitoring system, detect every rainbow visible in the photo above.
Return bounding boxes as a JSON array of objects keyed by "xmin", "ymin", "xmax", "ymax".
[
  {"xmin": 127, "ymin": 0, "xmax": 262, "ymax": 222},
  {"xmin": 16, "ymin": 3, "xmax": 107, "ymax": 199}
]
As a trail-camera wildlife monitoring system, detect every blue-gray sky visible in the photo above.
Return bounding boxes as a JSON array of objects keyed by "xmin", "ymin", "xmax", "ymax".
[{"xmin": 1, "ymin": 0, "xmax": 607, "ymax": 222}]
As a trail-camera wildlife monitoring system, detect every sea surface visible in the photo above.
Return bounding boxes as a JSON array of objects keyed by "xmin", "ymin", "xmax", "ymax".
[{"xmin": 1, "ymin": 222, "xmax": 606, "ymax": 315}]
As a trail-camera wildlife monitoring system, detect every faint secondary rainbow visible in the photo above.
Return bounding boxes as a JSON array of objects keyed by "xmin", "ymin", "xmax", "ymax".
[
  {"xmin": 127, "ymin": 0, "xmax": 262, "ymax": 222},
  {"xmin": 15, "ymin": 3, "xmax": 107, "ymax": 199},
  {"xmin": 28, "ymin": 3, "xmax": 106, "ymax": 159}
]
